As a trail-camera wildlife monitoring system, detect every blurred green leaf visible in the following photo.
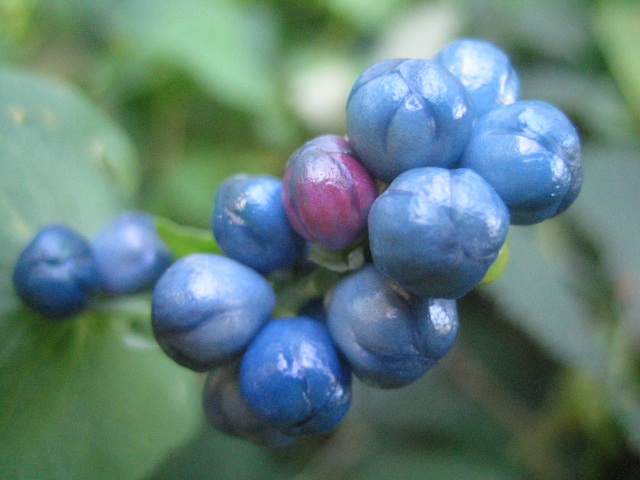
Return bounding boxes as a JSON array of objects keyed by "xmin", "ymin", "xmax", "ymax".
[
  {"xmin": 519, "ymin": 66, "xmax": 638, "ymax": 144},
  {"xmin": 480, "ymin": 225, "xmax": 606, "ymax": 376},
  {"xmin": 109, "ymin": 0, "xmax": 294, "ymax": 145},
  {"xmin": 156, "ymin": 216, "xmax": 220, "ymax": 258},
  {"xmin": 593, "ymin": 1, "xmax": 640, "ymax": 123},
  {"xmin": 0, "ymin": 68, "xmax": 200, "ymax": 480}
]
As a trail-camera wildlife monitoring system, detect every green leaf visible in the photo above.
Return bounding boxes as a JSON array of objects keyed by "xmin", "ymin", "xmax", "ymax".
[
  {"xmin": 593, "ymin": 1, "xmax": 640, "ymax": 123},
  {"xmin": 0, "ymin": 68, "xmax": 200, "ymax": 480},
  {"xmin": 108, "ymin": 0, "xmax": 294, "ymax": 145},
  {"xmin": 156, "ymin": 216, "xmax": 220, "ymax": 259},
  {"xmin": 480, "ymin": 225, "xmax": 606, "ymax": 376}
]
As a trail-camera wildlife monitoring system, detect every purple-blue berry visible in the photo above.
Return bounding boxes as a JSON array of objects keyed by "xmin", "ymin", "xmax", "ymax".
[
  {"xmin": 212, "ymin": 174, "xmax": 307, "ymax": 275},
  {"xmin": 435, "ymin": 38, "xmax": 520, "ymax": 119},
  {"xmin": 239, "ymin": 316, "xmax": 352, "ymax": 436},
  {"xmin": 151, "ymin": 253, "xmax": 276, "ymax": 372},
  {"xmin": 346, "ymin": 58, "xmax": 474, "ymax": 183},
  {"xmin": 92, "ymin": 210, "xmax": 173, "ymax": 295},
  {"xmin": 282, "ymin": 135, "xmax": 377, "ymax": 250},
  {"xmin": 368, "ymin": 167, "xmax": 510, "ymax": 299},
  {"xmin": 459, "ymin": 100, "xmax": 582, "ymax": 225},
  {"xmin": 327, "ymin": 264, "xmax": 458, "ymax": 389},
  {"xmin": 12, "ymin": 224, "xmax": 99, "ymax": 319}
]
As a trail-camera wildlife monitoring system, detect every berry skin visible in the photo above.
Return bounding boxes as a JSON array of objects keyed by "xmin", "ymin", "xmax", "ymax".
[
  {"xmin": 212, "ymin": 174, "xmax": 307, "ymax": 275},
  {"xmin": 151, "ymin": 253, "xmax": 276, "ymax": 372},
  {"xmin": 327, "ymin": 265, "xmax": 458, "ymax": 389},
  {"xmin": 239, "ymin": 316, "xmax": 352, "ymax": 436},
  {"xmin": 368, "ymin": 167, "xmax": 510, "ymax": 299},
  {"xmin": 459, "ymin": 100, "xmax": 582, "ymax": 225},
  {"xmin": 12, "ymin": 224, "xmax": 99, "ymax": 319},
  {"xmin": 203, "ymin": 362, "xmax": 295, "ymax": 448},
  {"xmin": 92, "ymin": 210, "xmax": 173, "ymax": 295},
  {"xmin": 345, "ymin": 58, "xmax": 474, "ymax": 183},
  {"xmin": 282, "ymin": 134, "xmax": 377, "ymax": 250},
  {"xmin": 435, "ymin": 38, "xmax": 520, "ymax": 119}
]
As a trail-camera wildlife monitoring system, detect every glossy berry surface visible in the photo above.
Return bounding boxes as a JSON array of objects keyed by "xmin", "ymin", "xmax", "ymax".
[
  {"xmin": 459, "ymin": 100, "xmax": 583, "ymax": 225},
  {"xmin": 12, "ymin": 224, "xmax": 99, "ymax": 319},
  {"xmin": 239, "ymin": 316, "xmax": 352, "ymax": 436},
  {"xmin": 203, "ymin": 362, "xmax": 295, "ymax": 448},
  {"xmin": 212, "ymin": 174, "xmax": 307, "ymax": 274},
  {"xmin": 327, "ymin": 264, "xmax": 458, "ymax": 389},
  {"xmin": 151, "ymin": 253, "xmax": 276, "ymax": 372},
  {"xmin": 92, "ymin": 210, "xmax": 173, "ymax": 295},
  {"xmin": 346, "ymin": 58, "xmax": 474, "ymax": 183},
  {"xmin": 368, "ymin": 167, "xmax": 510, "ymax": 299},
  {"xmin": 282, "ymin": 134, "xmax": 377, "ymax": 250},
  {"xmin": 435, "ymin": 38, "xmax": 520, "ymax": 119}
]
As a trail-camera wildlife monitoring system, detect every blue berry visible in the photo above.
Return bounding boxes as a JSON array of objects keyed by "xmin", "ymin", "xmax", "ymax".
[
  {"xmin": 239, "ymin": 317, "xmax": 352, "ymax": 436},
  {"xmin": 346, "ymin": 58, "xmax": 474, "ymax": 183},
  {"xmin": 282, "ymin": 135, "xmax": 377, "ymax": 250},
  {"xmin": 368, "ymin": 167, "xmax": 510, "ymax": 299},
  {"xmin": 327, "ymin": 265, "xmax": 458, "ymax": 389},
  {"xmin": 203, "ymin": 362, "xmax": 295, "ymax": 448},
  {"xmin": 12, "ymin": 224, "xmax": 99, "ymax": 319},
  {"xmin": 92, "ymin": 210, "xmax": 173, "ymax": 295},
  {"xmin": 459, "ymin": 100, "xmax": 582, "ymax": 225},
  {"xmin": 435, "ymin": 38, "xmax": 520, "ymax": 119},
  {"xmin": 212, "ymin": 174, "xmax": 307, "ymax": 275},
  {"xmin": 151, "ymin": 253, "xmax": 276, "ymax": 372}
]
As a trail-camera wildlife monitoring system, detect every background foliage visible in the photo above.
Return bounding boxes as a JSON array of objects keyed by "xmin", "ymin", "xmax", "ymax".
[{"xmin": 1, "ymin": 0, "xmax": 640, "ymax": 479}]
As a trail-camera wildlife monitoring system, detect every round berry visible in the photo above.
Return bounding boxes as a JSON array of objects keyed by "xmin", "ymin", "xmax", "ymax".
[
  {"xmin": 368, "ymin": 167, "xmax": 510, "ymax": 299},
  {"xmin": 282, "ymin": 135, "xmax": 377, "ymax": 250},
  {"xmin": 151, "ymin": 253, "xmax": 276, "ymax": 372},
  {"xmin": 203, "ymin": 362, "xmax": 295, "ymax": 447},
  {"xmin": 346, "ymin": 58, "xmax": 474, "ymax": 183},
  {"xmin": 327, "ymin": 265, "xmax": 458, "ymax": 389},
  {"xmin": 212, "ymin": 174, "xmax": 307, "ymax": 275},
  {"xmin": 435, "ymin": 38, "xmax": 520, "ymax": 119},
  {"xmin": 12, "ymin": 224, "xmax": 99, "ymax": 319},
  {"xmin": 459, "ymin": 100, "xmax": 582, "ymax": 225},
  {"xmin": 239, "ymin": 317, "xmax": 352, "ymax": 436},
  {"xmin": 92, "ymin": 210, "xmax": 173, "ymax": 295}
]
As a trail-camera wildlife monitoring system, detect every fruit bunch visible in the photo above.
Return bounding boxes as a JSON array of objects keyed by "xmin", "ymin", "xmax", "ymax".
[
  {"xmin": 13, "ymin": 210, "xmax": 173, "ymax": 320},
  {"xmin": 149, "ymin": 37, "xmax": 583, "ymax": 447},
  {"xmin": 12, "ymin": 38, "xmax": 583, "ymax": 448}
]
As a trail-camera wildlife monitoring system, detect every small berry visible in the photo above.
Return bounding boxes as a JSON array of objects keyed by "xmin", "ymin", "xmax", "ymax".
[
  {"xmin": 282, "ymin": 134, "xmax": 377, "ymax": 250},
  {"xmin": 151, "ymin": 253, "xmax": 276, "ymax": 372},
  {"xmin": 327, "ymin": 264, "xmax": 458, "ymax": 388},
  {"xmin": 346, "ymin": 58, "xmax": 474, "ymax": 183},
  {"xmin": 92, "ymin": 210, "xmax": 173, "ymax": 295},
  {"xmin": 459, "ymin": 100, "xmax": 582, "ymax": 225},
  {"xmin": 212, "ymin": 174, "xmax": 307, "ymax": 275},
  {"xmin": 368, "ymin": 167, "xmax": 510, "ymax": 299},
  {"xmin": 239, "ymin": 316, "xmax": 352, "ymax": 436},
  {"xmin": 435, "ymin": 38, "xmax": 520, "ymax": 119},
  {"xmin": 13, "ymin": 224, "xmax": 99, "ymax": 319}
]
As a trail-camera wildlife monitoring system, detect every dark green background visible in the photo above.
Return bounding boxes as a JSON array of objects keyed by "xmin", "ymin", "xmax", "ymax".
[{"xmin": 1, "ymin": 0, "xmax": 639, "ymax": 479}]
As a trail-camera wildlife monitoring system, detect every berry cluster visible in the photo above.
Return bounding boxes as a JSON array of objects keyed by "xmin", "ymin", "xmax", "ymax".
[
  {"xmin": 13, "ymin": 211, "xmax": 173, "ymax": 320},
  {"xmin": 151, "ymin": 38, "xmax": 582, "ymax": 447}
]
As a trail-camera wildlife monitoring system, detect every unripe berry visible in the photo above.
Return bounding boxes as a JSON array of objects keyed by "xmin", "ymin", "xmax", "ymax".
[{"xmin": 282, "ymin": 134, "xmax": 377, "ymax": 250}]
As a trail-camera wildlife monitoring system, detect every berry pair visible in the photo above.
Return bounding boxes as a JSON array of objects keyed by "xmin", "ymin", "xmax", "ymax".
[{"xmin": 13, "ymin": 211, "xmax": 172, "ymax": 320}]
